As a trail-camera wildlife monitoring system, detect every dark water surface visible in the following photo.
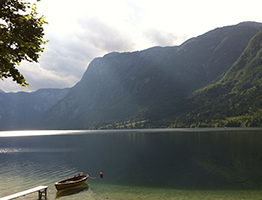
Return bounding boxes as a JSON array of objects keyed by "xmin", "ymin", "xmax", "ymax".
[{"xmin": 0, "ymin": 128, "xmax": 262, "ymax": 199}]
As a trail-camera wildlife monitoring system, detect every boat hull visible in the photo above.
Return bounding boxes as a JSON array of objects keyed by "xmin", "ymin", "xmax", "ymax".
[{"xmin": 55, "ymin": 173, "xmax": 89, "ymax": 190}]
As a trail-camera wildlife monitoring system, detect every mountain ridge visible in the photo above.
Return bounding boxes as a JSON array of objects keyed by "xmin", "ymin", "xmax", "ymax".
[
  {"xmin": 40, "ymin": 21, "xmax": 262, "ymax": 129},
  {"xmin": 1, "ymin": 22, "xmax": 262, "ymax": 130},
  {"xmin": 172, "ymin": 28, "xmax": 262, "ymax": 127},
  {"xmin": 0, "ymin": 88, "xmax": 69, "ymax": 130}
]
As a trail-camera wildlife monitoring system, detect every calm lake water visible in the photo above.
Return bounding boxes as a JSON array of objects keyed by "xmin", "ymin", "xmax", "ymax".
[{"xmin": 1, "ymin": 128, "xmax": 262, "ymax": 199}]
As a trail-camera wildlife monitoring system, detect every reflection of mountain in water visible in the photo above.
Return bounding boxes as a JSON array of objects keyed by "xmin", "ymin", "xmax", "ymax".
[
  {"xmin": 195, "ymin": 131, "xmax": 262, "ymax": 189},
  {"xmin": 1, "ymin": 130, "xmax": 262, "ymax": 193},
  {"xmin": 116, "ymin": 130, "xmax": 262, "ymax": 189}
]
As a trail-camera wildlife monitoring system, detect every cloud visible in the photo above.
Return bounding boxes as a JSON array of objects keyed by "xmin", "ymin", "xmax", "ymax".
[
  {"xmin": 2, "ymin": 0, "xmax": 188, "ymax": 92},
  {"xmin": 78, "ymin": 18, "xmax": 136, "ymax": 52},
  {"xmin": 39, "ymin": 36, "xmax": 89, "ymax": 78},
  {"xmin": 16, "ymin": 62, "xmax": 79, "ymax": 91},
  {"xmin": 3, "ymin": 0, "xmax": 262, "ymax": 93},
  {"xmin": 1, "ymin": 17, "xmax": 138, "ymax": 92},
  {"xmin": 143, "ymin": 29, "xmax": 188, "ymax": 47},
  {"xmin": 0, "ymin": 13, "xmax": 189, "ymax": 93}
]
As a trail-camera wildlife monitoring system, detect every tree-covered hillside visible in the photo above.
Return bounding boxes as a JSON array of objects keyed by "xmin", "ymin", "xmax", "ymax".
[
  {"xmin": 0, "ymin": 88, "xmax": 69, "ymax": 130},
  {"xmin": 1, "ymin": 22, "xmax": 262, "ymax": 130},
  {"xmin": 172, "ymin": 29, "xmax": 262, "ymax": 127},
  {"xmin": 40, "ymin": 22, "xmax": 262, "ymax": 130}
]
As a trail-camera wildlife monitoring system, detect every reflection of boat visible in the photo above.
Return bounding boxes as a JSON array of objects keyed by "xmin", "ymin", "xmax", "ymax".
[
  {"xmin": 55, "ymin": 183, "xmax": 89, "ymax": 199},
  {"xmin": 55, "ymin": 172, "xmax": 89, "ymax": 190}
]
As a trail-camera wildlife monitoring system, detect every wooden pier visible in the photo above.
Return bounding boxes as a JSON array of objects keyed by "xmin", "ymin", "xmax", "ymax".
[{"xmin": 0, "ymin": 186, "xmax": 48, "ymax": 200}]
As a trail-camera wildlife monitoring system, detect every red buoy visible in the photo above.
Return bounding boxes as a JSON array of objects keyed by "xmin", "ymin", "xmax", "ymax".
[{"xmin": 100, "ymin": 172, "xmax": 104, "ymax": 179}]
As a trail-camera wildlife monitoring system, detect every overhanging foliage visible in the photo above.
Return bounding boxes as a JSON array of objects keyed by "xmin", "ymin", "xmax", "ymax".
[{"xmin": 0, "ymin": 0, "xmax": 48, "ymax": 86}]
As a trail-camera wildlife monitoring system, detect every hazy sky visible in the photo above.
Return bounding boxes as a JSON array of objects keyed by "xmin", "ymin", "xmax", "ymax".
[{"xmin": 1, "ymin": 0, "xmax": 262, "ymax": 92}]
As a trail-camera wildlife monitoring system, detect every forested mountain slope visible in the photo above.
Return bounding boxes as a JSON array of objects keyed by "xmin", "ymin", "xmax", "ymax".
[
  {"xmin": 0, "ymin": 88, "xmax": 69, "ymax": 130},
  {"xmin": 173, "ymin": 29, "xmax": 262, "ymax": 127},
  {"xmin": 40, "ymin": 22, "xmax": 262, "ymax": 129}
]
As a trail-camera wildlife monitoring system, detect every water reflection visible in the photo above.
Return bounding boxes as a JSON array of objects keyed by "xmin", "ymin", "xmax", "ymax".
[
  {"xmin": 0, "ymin": 148, "xmax": 21, "ymax": 153},
  {"xmin": 0, "ymin": 129, "xmax": 262, "ymax": 199},
  {"xmin": 0, "ymin": 130, "xmax": 81, "ymax": 137},
  {"xmin": 194, "ymin": 131, "xmax": 262, "ymax": 189},
  {"xmin": 55, "ymin": 183, "xmax": 89, "ymax": 199}
]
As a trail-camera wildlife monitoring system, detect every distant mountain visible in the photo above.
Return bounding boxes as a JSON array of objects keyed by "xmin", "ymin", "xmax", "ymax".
[
  {"xmin": 0, "ymin": 88, "xmax": 69, "ymax": 130},
  {"xmin": 172, "ymin": 28, "xmax": 262, "ymax": 127},
  {"xmin": 40, "ymin": 22, "xmax": 262, "ymax": 129}
]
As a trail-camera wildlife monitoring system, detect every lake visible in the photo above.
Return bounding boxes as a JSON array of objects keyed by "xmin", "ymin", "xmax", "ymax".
[{"xmin": 0, "ymin": 128, "xmax": 262, "ymax": 199}]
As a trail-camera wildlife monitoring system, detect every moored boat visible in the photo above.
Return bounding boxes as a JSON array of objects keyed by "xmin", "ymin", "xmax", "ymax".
[{"xmin": 55, "ymin": 173, "xmax": 89, "ymax": 190}]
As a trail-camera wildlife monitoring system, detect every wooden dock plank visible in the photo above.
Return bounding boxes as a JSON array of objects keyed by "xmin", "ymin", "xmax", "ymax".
[{"xmin": 0, "ymin": 186, "xmax": 48, "ymax": 200}]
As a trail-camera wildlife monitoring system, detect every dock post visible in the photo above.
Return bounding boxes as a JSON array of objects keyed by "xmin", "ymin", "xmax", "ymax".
[{"xmin": 38, "ymin": 187, "xmax": 47, "ymax": 200}]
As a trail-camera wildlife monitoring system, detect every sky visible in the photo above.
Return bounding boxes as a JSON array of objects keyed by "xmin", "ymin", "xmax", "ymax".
[{"xmin": 1, "ymin": 0, "xmax": 262, "ymax": 93}]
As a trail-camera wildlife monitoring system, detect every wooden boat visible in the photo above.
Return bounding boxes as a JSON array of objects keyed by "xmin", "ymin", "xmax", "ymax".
[{"xmin": 55, "ymin": 173, "xmax": 89, "ymax": 190}]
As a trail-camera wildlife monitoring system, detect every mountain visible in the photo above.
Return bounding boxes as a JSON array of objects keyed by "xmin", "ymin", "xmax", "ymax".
[
  {"xmin": 0, "ymin": 88, "xmax": 69, "ymax": 130},
  {"xmin": 172, "ymin": 28, "xmax": 262, "ymax": 127},
  {"xmin": 40, "ymin": 22, "xmax": 262, "ymax": 129}
]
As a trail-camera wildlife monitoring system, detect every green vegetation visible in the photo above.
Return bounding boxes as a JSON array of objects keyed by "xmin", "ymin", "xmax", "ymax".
[
  {"xmin": 170, "ymin": 30, "xmax": 262, "ymax": 128},
  {"xmin": 0, "ymin": 0, "xmax": 48, "ymax": 86},
  {"xmin": 2, "ymin": 22, "xmax": 262, "ymax": 130},
  {"xmin": 42, "ymin": 22, "xmax": 262, "ymax": 130},
  {"xmin": 91, "ymin": 29, "xmax": 262, "ymax": 129},
  {"xmin": 90, "ymin": 119, "xmax": 149, "ymax": 129}
]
